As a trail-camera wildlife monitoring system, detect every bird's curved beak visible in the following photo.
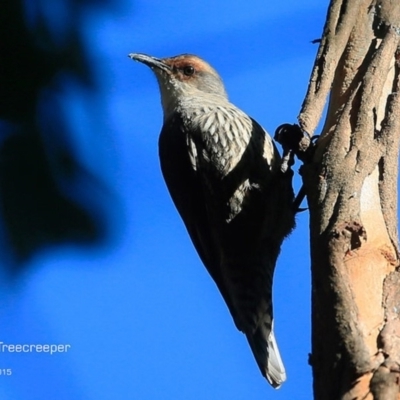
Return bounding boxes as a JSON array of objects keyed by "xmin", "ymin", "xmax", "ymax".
[{"xmin": 128, "ymin": 53, "xmax": 171, "ymax": 73}]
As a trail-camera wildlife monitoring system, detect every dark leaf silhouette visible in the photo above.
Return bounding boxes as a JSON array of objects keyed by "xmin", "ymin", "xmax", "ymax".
[{"xmin": 0, "ymin": 0, "xmax": 119, "ymax": 271}]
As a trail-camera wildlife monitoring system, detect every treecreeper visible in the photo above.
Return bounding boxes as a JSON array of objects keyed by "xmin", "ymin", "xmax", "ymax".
[{"xmin": 129, "ymin": 53, "xmax": 295, "ymax": 388}]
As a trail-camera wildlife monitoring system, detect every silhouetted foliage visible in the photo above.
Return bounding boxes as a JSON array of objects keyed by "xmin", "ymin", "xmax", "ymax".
[{"xmin": 0, "ymin": 0, "xmax": 118, "ymax": 270}]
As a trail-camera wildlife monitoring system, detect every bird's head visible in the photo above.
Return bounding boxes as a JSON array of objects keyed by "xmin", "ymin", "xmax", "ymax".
[{"xmin": 129, "ymin": 53, "xmax": 228, "ymax": 118}]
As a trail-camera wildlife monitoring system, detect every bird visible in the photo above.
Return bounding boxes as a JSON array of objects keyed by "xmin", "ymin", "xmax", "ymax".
[{"xmin": 129, "ymin": 53, "xmax": 295, "ymax": 388}]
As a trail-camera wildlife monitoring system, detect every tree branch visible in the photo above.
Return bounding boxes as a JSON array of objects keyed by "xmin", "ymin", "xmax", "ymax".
[{"xmin": 299, "ymin": 1, "xmax": 400, "ymax": 399}]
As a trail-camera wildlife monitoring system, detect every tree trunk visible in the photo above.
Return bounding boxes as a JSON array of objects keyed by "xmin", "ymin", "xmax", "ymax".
[{"xmin": 298, "ymin": 1, "xmax": 400, "ymax": 399}]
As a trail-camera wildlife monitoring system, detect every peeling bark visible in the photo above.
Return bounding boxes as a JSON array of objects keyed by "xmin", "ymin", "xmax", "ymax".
[{"xmin": 298, "ymin": 0, "xmax": 400, "ymax": 398}]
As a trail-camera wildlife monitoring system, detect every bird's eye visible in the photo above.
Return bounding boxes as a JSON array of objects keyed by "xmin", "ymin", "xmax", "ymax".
[{"xmin": 183, "ymin": 65, "xmax": 195, "ymax": 76}]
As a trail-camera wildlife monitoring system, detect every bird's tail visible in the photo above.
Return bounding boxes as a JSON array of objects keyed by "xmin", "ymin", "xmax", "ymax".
[{"xmin": 246, "ymin": 321, "xmax": 286, "ymax": 388}]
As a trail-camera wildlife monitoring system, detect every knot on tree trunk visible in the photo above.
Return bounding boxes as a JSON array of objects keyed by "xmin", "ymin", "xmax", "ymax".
[{"xmin": 331, "ymin": 221, "xmax": 367, "ymax": 255}]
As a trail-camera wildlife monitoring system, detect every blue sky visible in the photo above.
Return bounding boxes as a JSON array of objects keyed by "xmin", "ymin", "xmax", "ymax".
[{"xmin": 1, "ymin": 1, "xmax": 327, "ymax": 399}]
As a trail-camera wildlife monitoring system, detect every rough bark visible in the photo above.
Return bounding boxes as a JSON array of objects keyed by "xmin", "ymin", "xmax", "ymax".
[{"xmin": 298, "ymin": 1, "xmax": 400, "ymax": 399}]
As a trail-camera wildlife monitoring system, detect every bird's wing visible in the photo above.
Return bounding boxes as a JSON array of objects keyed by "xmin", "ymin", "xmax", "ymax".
[
  {"xmin": 158, "ymin": 113, "xmax": 239, "ymax": 324},
  {"xmin": 159, "ymin": 113, "xmax": 291, "ymax": 387},
  {"xmin": 191, "ymin": 113, "xmax": 290, "ymax": 387}
]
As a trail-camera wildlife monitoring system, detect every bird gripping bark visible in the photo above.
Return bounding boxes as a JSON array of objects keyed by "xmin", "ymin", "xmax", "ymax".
[{"xmin": 129, "ymin": 53, "xmax": 295, "ymax": 388}]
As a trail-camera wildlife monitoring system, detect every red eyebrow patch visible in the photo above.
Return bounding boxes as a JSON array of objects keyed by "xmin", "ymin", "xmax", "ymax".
[{"xmin": 162, "ymin": 54, "xmax": 218, "ymax": 75}]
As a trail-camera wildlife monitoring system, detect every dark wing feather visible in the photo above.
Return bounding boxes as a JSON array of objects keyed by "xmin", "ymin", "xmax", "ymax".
[
  {"xmin": 158, "ymin": 113, "xmax": 239, "ymax": 324},
  {"xmin": 159, "ymin": 112, "xmax": 293, "ymax": 387}
]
